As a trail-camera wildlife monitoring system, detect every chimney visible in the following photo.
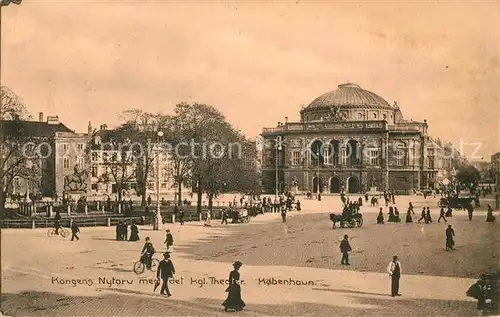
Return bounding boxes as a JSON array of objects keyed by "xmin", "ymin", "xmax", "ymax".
[
  {"xmin": 285, "ymin": 117, "xmax": 288, "ymax": 123},
  {"xmin": 39, "ymin": 112, "xmax": 44, "ymax": 122},
  {"xmin": 88, "ymin": 121, "xmax": 93, "ymax": 135}
]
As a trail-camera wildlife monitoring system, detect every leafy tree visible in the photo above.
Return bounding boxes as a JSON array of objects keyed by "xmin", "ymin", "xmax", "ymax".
[
  {"xmin": 118, "ymin": 110, "xmax": 162, "ymax": 206},
  {"xmin": 0, "ymin": 86, "xmax": 41, "ymax": 213}
]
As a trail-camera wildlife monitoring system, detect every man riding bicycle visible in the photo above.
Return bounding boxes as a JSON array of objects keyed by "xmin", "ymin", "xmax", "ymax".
[
  {"xmin": 141, "ymin": 237, "xmax": 156, "ymax": 269},
  {"xmin": 54, "ymin": 211, "xmax": 62, "ymax": 234}
]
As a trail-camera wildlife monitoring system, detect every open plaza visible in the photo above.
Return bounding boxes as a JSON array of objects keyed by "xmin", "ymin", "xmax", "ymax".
[{"xmin": 1, "ymin": 195, "xmax": 498, "ymax": 316}]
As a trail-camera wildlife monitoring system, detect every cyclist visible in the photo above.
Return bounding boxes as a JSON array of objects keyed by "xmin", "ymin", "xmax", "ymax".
[
  {"xmin": 141, "ymin": 237, "xmax": 156, "ymax": 269},
  {"xmin": 54, "ymin": 211, "xmax": 62, "ymax": 235}
]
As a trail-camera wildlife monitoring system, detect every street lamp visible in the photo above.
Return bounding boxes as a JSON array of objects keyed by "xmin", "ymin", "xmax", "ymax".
[
  {"xmin": 154, "ymin": 130, "xmax": 164, "ymax": 231},
  {"xmin": 317, "ymin": 151, "xmax": 321, "ymax": 200},
  {"xmin": 275, "ymin": 136, "xmax": 282, "ymax": 199}
]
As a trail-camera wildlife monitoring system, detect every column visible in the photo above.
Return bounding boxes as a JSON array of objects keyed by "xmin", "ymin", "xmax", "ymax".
[{"xmin": 84, "ymin": 204, "xmax": 88, "ymax": 215}]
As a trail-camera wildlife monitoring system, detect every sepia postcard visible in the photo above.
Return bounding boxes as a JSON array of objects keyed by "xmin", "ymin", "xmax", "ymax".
[{"xmin": 0, "ymin": 1, "xmax": 499, "ymax": 316}]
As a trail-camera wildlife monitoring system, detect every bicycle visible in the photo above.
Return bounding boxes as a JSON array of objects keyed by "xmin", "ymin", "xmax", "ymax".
[
  {"xmin": 47, "ymin": 227, "xmax": 70, "ymax": 238},
  {"xmin": 133, "ymin": 255, "xmax": 159, "ymax": 274}
]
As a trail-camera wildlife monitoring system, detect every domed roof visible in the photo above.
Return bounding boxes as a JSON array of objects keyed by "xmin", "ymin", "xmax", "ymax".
[{"xmin": 305, "ymin": 83, "xmax": 391, "ymax": 109}]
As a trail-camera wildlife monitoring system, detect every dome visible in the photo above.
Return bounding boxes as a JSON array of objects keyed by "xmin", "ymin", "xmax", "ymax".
[{"xmin": 305, "ymin": 83, "xmax": 391, "ymax": 110}]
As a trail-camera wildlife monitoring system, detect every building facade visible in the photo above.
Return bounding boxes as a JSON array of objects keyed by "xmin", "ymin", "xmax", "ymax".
[{"xmin": 261, "ymin": 83, "xmax": 447, "ymax": 194}]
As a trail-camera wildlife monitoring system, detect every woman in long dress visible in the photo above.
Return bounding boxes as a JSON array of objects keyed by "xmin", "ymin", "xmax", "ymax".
[
  {"xmin": 204, "ymin": 209, "xmax": 212, "ymax": 227},
  {"xmin": 129, "ymin": 221, "xmax": 140, "ymax": 241},
  {"xmin": 222, "ymin": 261, "xmax": 245, "ymax": 311}
]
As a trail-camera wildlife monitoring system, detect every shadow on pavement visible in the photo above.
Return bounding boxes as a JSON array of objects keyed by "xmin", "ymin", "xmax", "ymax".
[{"xmin": 1, "ymin": 290, "xmax": 479, "ymax": 316}]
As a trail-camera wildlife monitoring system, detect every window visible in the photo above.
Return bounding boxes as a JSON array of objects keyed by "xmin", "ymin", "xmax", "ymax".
[
  {"xmin": 26, "ymin": 159, "xmax": 33, "ymax": 169},
  {"xmin": 161, "ymin": 183, "xmax": 167, "ymax": 189},
  {"xmin": 324, "ymin": 148, "xmax": 330, "ymax": 165},
  {"xmin": 369, "ymin": 150, "xmax": 380, "ymax": 166},
  {"xmin": 102, "ymin": 152, "xmax": 109, "ymax": 161},
  {"xmin": 62, "ymin": 143, "xmax": 69, "ymax": 154},
  {"xmin": 91, "ymin": 165, "xmax": 98, "ymax": 177},
  {"xmin": 91, "ymin": 184, "xmax": 98, "ymax": 191},
  {"xmin": 77, "ymin": 156, "xmax": 85, "ymax": 169},
  {"xmin": 292, "ymin": 151, "xmax": 300, "ymax": 166},
  {"xmin": 77, "ymin": 143, "xmax": 84, "ymax": 151},
  {"xmin": 112, "ymin": 153, "xmax": 118, "ymax": 161},
  {"xmin": 372, "ymin": 113, "xmax": 377, "ymax": 119},
  {"xmin": 395, "ymin": 150, "xmax": 405, "ymax": 166},
  {"xmin": 148, "ymin": 183, "xmax": 155, "ymax": 190},
  {"xmin": 63, "ymin": 157, "xmax": 70, "ymax": 169},
  {"xmin": 428, "ymin": 157, "xmax": 435, "ymax": 169},
  {"xmin": 313, "ymin": 115, "xmax": 318, "ymax": 121},
  {"xmin": 92, "ymin": 152, "xmax": 98, "ymax": 161},
  {"xmin": 340, "ymin": 148, "xmax": 347, "ymax": 165}
]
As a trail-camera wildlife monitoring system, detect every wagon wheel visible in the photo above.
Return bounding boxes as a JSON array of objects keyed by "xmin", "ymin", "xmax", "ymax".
[
  {"xmin": 349, "ymin": 219, "xmax": 356, "ymax": 228},
  {"xmin": 244, "ymin": 216, "xmax": 250, "ymax": 223},
  {"xmin": 438, "ymin": 199, "xmax": 447, "ymax": 208},
  {"xmin": 356, "ymin": 217, "xmax": 363, "ymax": 227}
]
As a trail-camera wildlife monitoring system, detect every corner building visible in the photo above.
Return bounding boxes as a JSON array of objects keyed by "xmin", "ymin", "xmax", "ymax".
[{"xmin": 261, "ymin": 83, "xmax": 439, "ymax": 194}]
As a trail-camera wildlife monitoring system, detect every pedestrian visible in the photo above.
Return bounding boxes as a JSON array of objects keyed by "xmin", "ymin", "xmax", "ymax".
[
  {"xmin": 365, "ymin": 193, "xmax": 369, "ymax": 202},
  {"xmin": 221, "ymin": 209, "xmax": 228, "ymax": 225},
  {"xmin": 445, "ymin": 225, "xmax": 455, "ymax": 251},
  {"xmin": 467, "ymin": 204, "xmax": 474, "ymax": 221},
  {"xmin": 281, "ymin": 207, "xmax": 287, "ymax": 223},
  {"xmin": 377, "ymin": 208, "xmax": 384, "ymax": 224},
  {"xmin": 387, "ymin": 255, "xmax": 402, "ymax": 297},
  {"xmin": 178, "ymin": 208, "xmax": 184, "ymax": 225},
  {"xmin": 340, "ymin": 234, "xmax": 352, "ymax": 265},
  {"xmin": 204, "ymin": 209, "xmax": 212, "ymax": 227},
  {"xmin": 438, "ymin": 208, "xmax": 447, "ymax": 223},
  {"xmin": 486, "ymin": 204, "xmax": 495, "ymax": 222},
  {"xmin": 445, "ymin": 206, "xmax": 453, "ymax": 217},
  {"xmin": 405, "ymin": 209, "xmax": 413, "ymax": 223},
  {"xmin": 71, "ymin": 220, "xmax": 80, "ymax": 241},
  {"xmin": 417, "ymin": 208, "xmax": 426, "ymax": 223},
  {"xmin": 164, "ymin": 229, "xmax": 174, "ymax": 251},
  {"xmin": 122, "ymin": 221, "xmax": 129, "ymax": 240},
  {"xmin": 426, "ymin": 207, "xmax": 432, "ymax": 223},
  {"xmin": 156, "ymin": 252, "xmax": 175, "ymax": 297},
  {"xmin": 222, "ymin": 261, "xmax": 245, "ymax": 312},
  {"xmin": 147, "ymin": 195, "xmax": 152, "ymax": 206},
  {"xmin": 130, "ymin": 221, "xmax": 140, "ymax": 241},
  {"xmin": 409, "ymin": 202, "xmax": 414, "ymax": 215},
  {"xmin": 296, "ymin": 200, "xmax": 301, "ymax": 211},
  {"xmin": 116, "ymin": 221, "xmax": 122, "ymax": 241}
]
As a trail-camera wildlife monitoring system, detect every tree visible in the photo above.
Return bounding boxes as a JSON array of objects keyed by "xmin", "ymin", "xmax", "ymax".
[
  {"xmin": 97, "ymin": 125, "xmax": 139, "ymax": 203},
  {"xmin": 456, "ymin": 165, "xmax": 481, "ymax": 188},
  {"xmin": 171, "ymin": 103, "xmax": 242, "ymax": 213},
  {"xmin": 0, "ymin": 86, "xmax": 41, "ymax": 213},
  {"xmin": 118, "ymin": 110, "xmax": 161, "ymax": 206}
]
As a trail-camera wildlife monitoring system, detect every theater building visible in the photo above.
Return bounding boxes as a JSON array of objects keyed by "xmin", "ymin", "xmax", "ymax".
[{"xmin": 261, "ymin": 83, "xmax": 440, "ymax": 194}]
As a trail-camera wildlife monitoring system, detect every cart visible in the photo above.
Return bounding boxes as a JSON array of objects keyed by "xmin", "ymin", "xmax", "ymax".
[{"xmin": 230, "ymin": 208, "xmax": 250, "ymax": 223}]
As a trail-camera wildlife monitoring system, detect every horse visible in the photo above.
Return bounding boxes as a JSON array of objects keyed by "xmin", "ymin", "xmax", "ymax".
[{"xmin": 329, "ymin": 213, "xmax": 343, "ymax": 228}]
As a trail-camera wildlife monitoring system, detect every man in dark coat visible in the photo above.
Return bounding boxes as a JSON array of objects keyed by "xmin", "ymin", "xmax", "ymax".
[
  {"xmin": 178, "ymin": 208, "xmax": 184, "ymax": 225},
  {"xmin": 71, "ymin": 220, "xmax": 80, "ymax": 241},
  {"xmin": 164, "ymin": 229, "xmax": 174, "ymax": 251},
  {"xmin": 221, "ymin": 209, "xmax": 228, "ymax": 225},
  {"xmin": 438, "ymin": 208, "xmax": 447, "ymax": 223},
  {"xmin": 157, "ymin": 252, "xmax": 175, "ymax": 297},
  {"xmin": 417, "ymin": 208, "xmax": 426, "ymax": 223},
  {"xmin": 340, "ymin": 234, "xmax": 352, "ymax": 265}
]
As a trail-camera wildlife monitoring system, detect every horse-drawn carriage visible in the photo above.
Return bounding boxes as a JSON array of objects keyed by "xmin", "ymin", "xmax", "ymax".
[
  {"xmin": 229, "ymin": 208, "xmax": 250, "ymax": 223},
  {"xmin": 438, "ymin": 196, "xmax": 474, "ymax": 209},
  {"xmin": 329, "ymin": 212, "xmax": 363, "ymax": 229}
]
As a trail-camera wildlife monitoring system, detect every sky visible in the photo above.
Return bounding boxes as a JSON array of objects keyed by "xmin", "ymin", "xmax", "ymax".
[{"xmin": 1, "ymin": 0, "xmax": 499, "ymax": 159}]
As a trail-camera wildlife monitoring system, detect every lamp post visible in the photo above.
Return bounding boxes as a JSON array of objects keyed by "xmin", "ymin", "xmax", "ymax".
[
  {"xmin": 317, "ymin": 151, "xmax": 321, "ymax": 200},
  {"xmin": 154, "ymin": 130, "xmax": 164, "ymax": 231},
  {"xmin": 275, "ymin": 136, "xmax": 282, "ymax": 199}
]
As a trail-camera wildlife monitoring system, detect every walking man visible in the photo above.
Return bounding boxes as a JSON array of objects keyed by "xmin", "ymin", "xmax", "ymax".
[
  {"xmin": 178, "ymin": 208, "xmax": 184, "ymax": 225},
  {"xmin": 340, "ymin": 234, "xmax": 352, "ymax": 265},
  {"xmin": 156, "ymin": 252, "xmax": 175, "ymax": 297},
  {"xmin": 221, "ymin": 209, "xmax": 228, "ymax": 225},
  {"xmin": 417, "ymin": 208, "xmax": 426, "ymax": 223},
  {"xmin": 438, "ymin": 208, "xmax": 447, "ymax": 223},
  {"xmin": 387, "ymin": 255, "xmax": 402, "ymax": 297},
  {"xmin": 426, "ymin": 207, "xmax": 432, "ymax": 223},
  {"xmin": 164, "ymin": 229, "xmax": 174, "ymax": 252},
  {"xmin": 71, "ymin": 220, "xmax": 80, "ymax": 241}
]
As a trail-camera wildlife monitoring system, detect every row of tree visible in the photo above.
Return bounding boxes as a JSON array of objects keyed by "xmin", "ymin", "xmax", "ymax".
[{"xmin": 0, "ymin": 86, "xmax": 260, "ymax": 213}]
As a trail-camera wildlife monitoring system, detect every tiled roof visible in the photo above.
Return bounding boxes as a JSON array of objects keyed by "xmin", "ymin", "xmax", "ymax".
[
  {"xmin": 0, "ymin": 120, "xmax": 73, "ymax": 138},
  {"xmin": 306, "ymin": 83, "xmax": 392, "ymax": 109}
]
